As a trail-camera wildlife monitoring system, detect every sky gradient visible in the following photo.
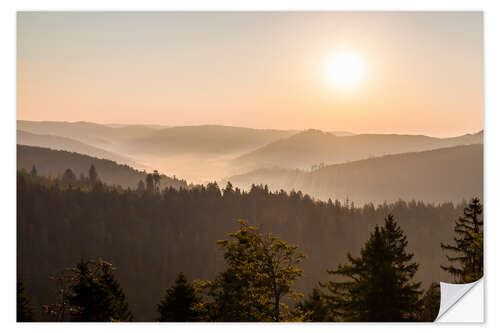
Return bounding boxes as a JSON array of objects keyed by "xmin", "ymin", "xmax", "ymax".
[{"xmin": 17, "ymin": 12, "xmax": 483, "ymax": 137}]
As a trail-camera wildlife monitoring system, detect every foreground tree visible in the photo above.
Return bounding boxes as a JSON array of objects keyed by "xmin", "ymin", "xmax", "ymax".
[
  {"xmin": 157, "ymin": 272, "xmax": 201, "ymax": 321},
  {"xmin": 441, "ymin": 197, "xmax": 483, "ymax": 283},
  {"xmin": 417, "ymin": 282, "xmax": 441, "ymax": 322},
  {"xmin": 17, "ymin": 280, "xmax": 35, "ymax": 322},
  {"xmin": 195, "ymin": 219, "xmax": 306, "ymax": 322},
  {"xmin": 45, "ymin": 259, "xmax": 132, "ymax": 322},
  {"xmin": 322, "ymin": 215, "xmax": 423, "ymax": 321}
]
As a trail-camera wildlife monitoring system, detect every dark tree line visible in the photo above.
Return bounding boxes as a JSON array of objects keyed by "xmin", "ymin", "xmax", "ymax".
[{"xmin": 17, "ymin": 168, "xmax": 480, "ymax": 321}]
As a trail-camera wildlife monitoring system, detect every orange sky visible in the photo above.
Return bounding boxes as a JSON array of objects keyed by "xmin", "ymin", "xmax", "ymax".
[{"xmin": 17, "ymin": 12, "xmax": 483, "ymax": 137}]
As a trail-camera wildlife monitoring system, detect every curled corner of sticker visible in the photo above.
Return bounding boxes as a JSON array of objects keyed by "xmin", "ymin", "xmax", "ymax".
[{"xmin": 435, "ymin": 278, "xmax": 483, "ymax": 322}]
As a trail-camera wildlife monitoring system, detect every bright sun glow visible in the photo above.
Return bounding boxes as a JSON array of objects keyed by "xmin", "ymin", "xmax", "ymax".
[{"xmin": 326, "ymin": 52, "xmax": 364, "ymax": 89}]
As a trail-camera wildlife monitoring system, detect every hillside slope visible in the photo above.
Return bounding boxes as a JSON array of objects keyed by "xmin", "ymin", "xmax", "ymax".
[
  {"xmin": 17, "ymin": 145, "xmax": 187, "ymax": 190},
  {"xmin": 17, "ymin": 130, "xmax": 138, "ymax": 167},
  {"xmin": 227, "ymin": 144, "xmax": 483, "ymax": 204},
  {"xmin": 233, "ymin": 129, "xmax": 483, "ymax": 171}
]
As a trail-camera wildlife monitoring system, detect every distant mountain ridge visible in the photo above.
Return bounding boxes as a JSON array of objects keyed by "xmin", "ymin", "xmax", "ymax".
[
  {"xmin": 232, "ymin": 129, "xmax": 483, "ymax": 171},
  {"xmin": 17, "ymin": 121, "xmax": 297, "ymax": 157},
  {"xmin": 17, "ymin": 130, "xmax": 139, "ymax": 167},
  {"xmin": 227, "ymin": 144, "xmax": 483, "ymax": 205},
  {"xmin": 17, "ymin": 145, "xmax": 187, "ymax": 190}
]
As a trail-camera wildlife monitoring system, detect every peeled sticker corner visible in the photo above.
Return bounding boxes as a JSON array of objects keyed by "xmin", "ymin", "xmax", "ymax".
[{"xmin": 435, "ymin": 278, "xmax": 484, "ymax": 322}]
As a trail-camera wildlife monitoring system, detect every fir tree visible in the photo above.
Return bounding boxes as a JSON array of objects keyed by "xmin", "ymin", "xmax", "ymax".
[
  {"xmin": 322, "ymin": 215, "xmax": 423, "ymax": 321},
  {"xmin": 88, "ymin": 164, "xmax": 98, "ymax": 185},
  {"xmin": 30, "ymin": 164, "xmax": 37, "ymax": 177},
  {"xmin": 137, "ymin": 179, "xmax": 145, "ymax": 192},
  {"xmin": 157, "ymin": 273, "xmax": 201, "ymax": 321},
  {"xmin": 64, "ymin": 259, "xmax": 132, "ymax": 321},
  {"xmin": 441, "ymin": 197, "xmax": 483, "ymax": 282},
  {"xmin": 62, "ymin": 168, "xmax": 76, "ymax": 184},
  {"xmin": 17, "ymin": 280, "xmax": 35, "ymax": 322}
]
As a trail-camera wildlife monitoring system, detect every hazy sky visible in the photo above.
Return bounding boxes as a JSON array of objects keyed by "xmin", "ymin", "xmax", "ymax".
[{"xmin": 17, "ymin": 12, "xmax": 483, "ymax": 137}]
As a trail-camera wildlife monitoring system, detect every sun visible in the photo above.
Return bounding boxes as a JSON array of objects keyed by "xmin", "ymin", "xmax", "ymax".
[{"xmin": 325, "ymin": 52, "xmax": 364, "ymax": 89}]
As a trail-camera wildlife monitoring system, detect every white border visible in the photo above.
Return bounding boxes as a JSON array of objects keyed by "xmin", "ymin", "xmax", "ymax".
[{"xmin": 2, "ymin": 0, "xmax": 498, "ymax": 332}]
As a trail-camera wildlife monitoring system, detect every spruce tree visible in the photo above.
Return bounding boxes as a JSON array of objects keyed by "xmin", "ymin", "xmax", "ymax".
[
  {"xmin": 322, "ymin": 214, "xmax": 422, "ymax": 321},
  {"xmin": 65, "ymin": 259, "xmax": 133, "ymax": 322},
  {"xmin": 88, "ymin": 164, "xmax": 98, "ymax": 185},
  {"xmin": 441, "ymin": 197, "xmax": 483, "ymax": 282},
  {"xmin": 17, "ymin": 280, "xmax": 35, "ymax": 322},
  {"xmin": 157, "ymin": 272, "xmax": 201, "ymax": 321},
  {"xmin": 30, "ymin": 165, "xmax": 37, "ymax": 177}
]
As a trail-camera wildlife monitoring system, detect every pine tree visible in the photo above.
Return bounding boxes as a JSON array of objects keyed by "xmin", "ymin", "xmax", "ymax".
[
  {"xmin": 441, "ymin": 197, "xmax": 483, "ymax": 283},
  {"xmin": 64, "ymin": 259, "xmax": 133, "ymax": 322},
  {"xmin": 88, "ymin": 164, "xmax": 98, "ymax": 185},
  {"xmin": 417, "ymin": 282, "xmax": 440, "ymax": 322},
  {"xmin": 62, "ymin": 168, "xmax": 76, "ymax": 184},
  {"xmin": 195, "ymin": 219, "xmax": 306, "ymax": 322},
  {"xmin": 157, "ymin": 273, "xmax": 201, "ymax": 321},
  {"xmin": 30, "ymin": 164, "xmax": 37, "ymax": 177},
  {"xmin": 17, "ymin": 280, "xmax": 35, "ymax": 322},
  {"xmin": 322, "ymin": 214, "xmax": 422, "ymax": 321},
  {"xmin": 137, "ymin": 179, "xmax": 145, "ymax": 192},
  {"xmin": 152, "ymin": 170, "xmax": 161, "ymax": 192},
  {"xmin": 145, "ymin": 174, "xmax": 155, "ymax": 193}
]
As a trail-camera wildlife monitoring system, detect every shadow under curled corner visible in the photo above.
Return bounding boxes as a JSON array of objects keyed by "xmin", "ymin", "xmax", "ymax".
[{"xmin": 435, "ymin": 278, "xmax": 484, "ymax": 322}]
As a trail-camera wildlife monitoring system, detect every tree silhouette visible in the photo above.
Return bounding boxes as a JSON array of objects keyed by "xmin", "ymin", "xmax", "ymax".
[
  {"xmin": 322, "ymin": 215, "xmax": 423, "ymax": 321},
  {"xmin": 145, "ymin": 174, "xmax": 155, "ymax": 193},
  {"xmin": 441, "ymin": 197, "xmax": 483, "ymax": 282},
  {"xmin": 47, "ymin": 259, "xmax": 133, "ymax": 322},
  {"xmin": 137, "ymin": 179, "xmax": 145, "ymax": 192},
  {"xmin": 157, "ymin": 272, "xmax": 201, "ymax": 321},
  {"xmin": 152, "ymin": 170, "xmax": 161, "ymax": 192},
  {"xmin": 30, "ymin": 164, "xmax": 37, "ymax": 177},
  {"xmin": 88, "ymin": 164, "xmax": 98, "ymax": 185},
  {"xmin": 62, "ymin": 168, "xmax": 76, "ymax": 184}
]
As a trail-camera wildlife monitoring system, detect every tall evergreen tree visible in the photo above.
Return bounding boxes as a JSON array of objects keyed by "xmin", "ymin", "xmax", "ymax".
[
  {"xmin": 152, "ymin": 170, "xmax": 161, "ymax": 192},
  {"xmin": 62, "ymin": 168, "xmax": 76, "ymax": 184},
  {"xmin": 322, "ymin": 215, "xmax": 423, "ymax": 321},
  {"xmin": 30, "ymin": 164, "xmax": 37, "ymax": 177},
  {"xmin": 60, "ymin": 259, "xmax": 132, "ymax": 321},
  {"xmin": 157, "ymin": 273, "xmax": 201, "ymax": 321},
  {"xmin": 88, "ymin": 164, "xmax": 98, "ymax": 185},
  {"xmin": 195, "ymin": 219, "xmax": 306, "ymax": 322},
  {"xmin": 441, "ymin": 197, "xmax": 483, "ymax": 283},
  {"xmin": 17, "ymin": 280, "xmax": 35, "ymax": 322},
  {"xmin": 145, "ymin": 174, "xmax": 155, "ymax": 193},
  {"xmin": 137, "ymin": 179, "xmax": 145, "ymax": 192}
]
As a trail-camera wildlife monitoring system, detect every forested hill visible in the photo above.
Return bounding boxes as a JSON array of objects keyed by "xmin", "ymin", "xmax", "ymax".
[
  {"xmin": 18, "ymin": 173, "xmax": 463, "ymax": 321},
  {"xmin": 17, "ymin": 145, "xmax": 187, "ymax": 190},
  {"xmin": 227, "ymin": 144, "xmax": 483, "ymax": 205}
]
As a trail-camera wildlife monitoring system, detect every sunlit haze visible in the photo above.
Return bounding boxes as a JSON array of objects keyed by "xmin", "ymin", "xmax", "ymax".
[{"xmin": 17, "ymin": 12, "xmax": 483, "ymax": 137}]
